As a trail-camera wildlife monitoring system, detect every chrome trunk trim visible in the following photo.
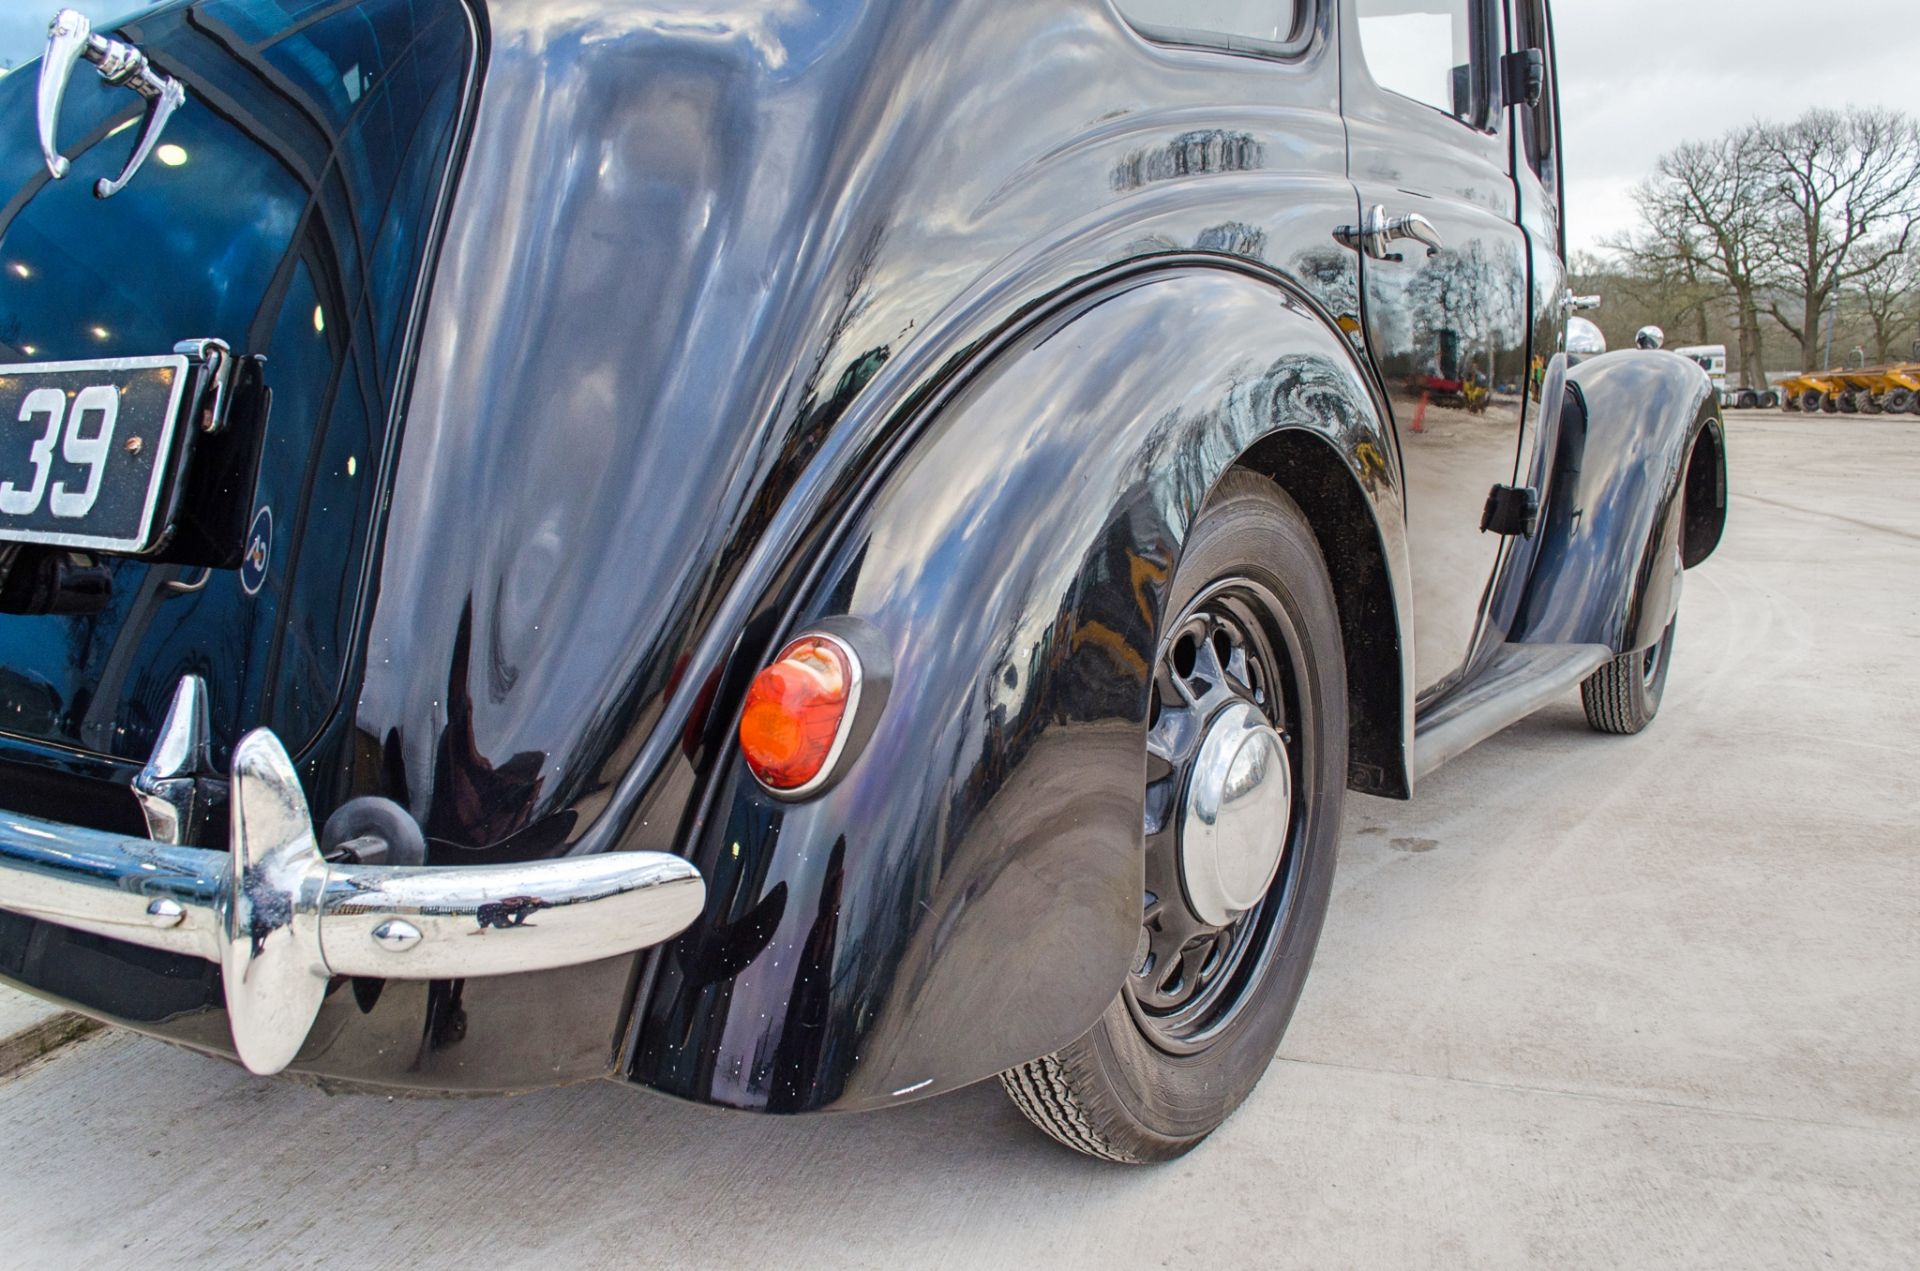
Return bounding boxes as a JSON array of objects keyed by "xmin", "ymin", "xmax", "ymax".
[{"xmin": 0, "ymin": 728, "xmax": 705, "ymax": 1075}]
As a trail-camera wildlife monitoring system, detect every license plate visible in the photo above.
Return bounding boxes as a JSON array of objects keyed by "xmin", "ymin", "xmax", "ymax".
[{"xmin": 0, "ymin": 355, "xmax": 191, "ymax": 554}]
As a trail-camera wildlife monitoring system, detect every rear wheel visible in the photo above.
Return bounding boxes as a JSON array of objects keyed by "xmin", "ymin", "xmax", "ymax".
[
  {"xmin": 1837, "ymin": 391, "xmax": 1859, "ymax": 414},
  {"xmin": 1581, "ymin": 617, "xmax": 1676, "ymax": 736},
  {"xmin": 1001, "ymin": 471, "xmax": 1346, "ymax": 1164},
  {"xmin": 1890, "ymin": 389, "xmax": 1917, "ymax": 414},
  {"xmin": 1760, "ymin": 390, "xmax": 1780, "ymax": 409},
  {"xmin": 1735, "ymin": 389, "xmax": 1759, "ymax": 409},
  {"xmin": 1862, "ymin": 392, "xmax": 1884, "ymax": 415}
]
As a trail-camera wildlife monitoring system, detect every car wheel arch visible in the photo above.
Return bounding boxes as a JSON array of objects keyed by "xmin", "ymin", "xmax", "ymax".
[
  {"xmin": 628, "ymin": 264, "xmax": 1414, "ymax": 1113},
  {"xmin": 1228, "ymin": 429, "xmax": 1409, "ymax": 799}
]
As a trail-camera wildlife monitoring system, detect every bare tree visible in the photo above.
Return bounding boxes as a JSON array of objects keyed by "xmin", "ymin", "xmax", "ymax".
[
  {"xmin": 1759, "ymin": 108, "xmax": 1920, "ymax": 372},
  {"xmin": 1847, "ymin": 242, "xmax": 1919, "ymax": 363},
  {"xmin": 1608, "ymin": 128, "xmax": 1772, "ymax": 388}
]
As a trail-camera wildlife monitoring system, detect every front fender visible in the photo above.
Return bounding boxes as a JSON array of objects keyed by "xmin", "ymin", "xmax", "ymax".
[
  {"xmin": 628, "ymin": 266, "xmax": 1405, "ymax": 1113},
  {"xmin": 1511, "ymin": 350, "xmax": 1721, "ymax": 653}
]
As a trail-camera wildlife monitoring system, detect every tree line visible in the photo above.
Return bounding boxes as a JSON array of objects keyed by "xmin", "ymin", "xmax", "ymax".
[{"xmin": 1579, "ymin": 106, "xmax": 1920, "ymax": 385}]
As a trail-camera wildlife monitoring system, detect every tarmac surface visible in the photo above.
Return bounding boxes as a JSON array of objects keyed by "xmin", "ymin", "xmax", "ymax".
[{"xmin": 0, "ymin": 410, "xmax": 1914, "ymax": 1268}]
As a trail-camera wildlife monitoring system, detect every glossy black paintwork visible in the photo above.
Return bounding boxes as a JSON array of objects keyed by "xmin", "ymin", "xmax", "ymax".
[
  {"xmin": 1342, "ymin": 0, "xmax": 1534, "ymax": 700},
  {"xmin": 0, "ymin": 0, "xmax": 492, "ymax": 1072},
  {"xmin": 632, "ymin": 268, "xmax": 1400, "ymax": 1112},
  {"xmin": 0, "ymin": 0, "xmax": 476, "ymax": 769},
  {"xmin": 1507, "ymin": 350, "xmax": 1719, "ymax": 652},
  {"xmin": 0, "ymin": 0, "xmax": 1720, "ymax": 1103}
]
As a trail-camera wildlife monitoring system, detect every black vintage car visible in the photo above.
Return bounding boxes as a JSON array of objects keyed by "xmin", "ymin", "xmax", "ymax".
[{"xmin": 0, "ymin": 0, "xmax": 1724, "ymax": 1163}]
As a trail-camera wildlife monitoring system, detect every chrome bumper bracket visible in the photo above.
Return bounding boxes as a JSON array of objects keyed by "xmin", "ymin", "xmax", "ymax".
[{"xmin": 0, "ymin": 728, "xmax": 705, "ymax": 1075}]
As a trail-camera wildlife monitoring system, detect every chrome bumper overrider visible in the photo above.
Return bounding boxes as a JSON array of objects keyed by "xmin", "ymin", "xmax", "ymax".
[{"xmin": 0, "ymin": 728, "xmax": 706, "ymax": 1075}]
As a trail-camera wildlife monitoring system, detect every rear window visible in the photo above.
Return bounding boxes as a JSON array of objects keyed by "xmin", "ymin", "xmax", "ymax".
[{"xmin": 1121, "ymin": 1, "xmax": 1307, "ymax": 55}]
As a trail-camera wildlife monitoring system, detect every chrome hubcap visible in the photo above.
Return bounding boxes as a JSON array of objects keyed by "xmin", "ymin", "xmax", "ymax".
[{"xmin": 1180, "ymin": 702, "xmax": 1292, "ymax": 927}]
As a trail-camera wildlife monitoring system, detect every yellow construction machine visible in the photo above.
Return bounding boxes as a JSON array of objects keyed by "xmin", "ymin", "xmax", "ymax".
[{"xmin": 1777, "ymin": 364, "xmax": 1920, "ymax": 415}]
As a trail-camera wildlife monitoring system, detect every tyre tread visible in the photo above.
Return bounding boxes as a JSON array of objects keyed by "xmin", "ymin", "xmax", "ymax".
[
  {"xmin": 999, "ymin": 1056, "xmax": 1143, "ymax": 1164},
  {"xmin": 1580, "ymin": 652, "xmax": 1647, "ymax": 734},
  {"xmin": 1580, "ymin": 617, "xmax": 1676, "ymax": 735}
]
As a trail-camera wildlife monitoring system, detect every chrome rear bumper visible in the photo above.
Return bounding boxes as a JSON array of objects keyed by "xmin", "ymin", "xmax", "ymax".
[{"xmin": 0, "ymin": 728, "xmax": 705, "ymax": 1075}]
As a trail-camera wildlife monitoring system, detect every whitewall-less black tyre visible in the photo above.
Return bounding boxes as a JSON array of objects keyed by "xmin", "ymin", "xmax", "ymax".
[
  {"xmin": 1000, "ymin": 471, "xmax": 1347, "ymax": 1164},
  {"xmin": 1580, "ymin": 616, "xmax": 1677, "ymax": 735}
]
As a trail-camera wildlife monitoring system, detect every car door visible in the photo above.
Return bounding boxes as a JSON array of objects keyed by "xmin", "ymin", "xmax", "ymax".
[
  {"xmin": 1510, "ymin": 0, "xmax": 1569, "ymax": 524},
  {"xmin": 1340, "ymin": 0, "xmax": 1533, "ymax": 698}
]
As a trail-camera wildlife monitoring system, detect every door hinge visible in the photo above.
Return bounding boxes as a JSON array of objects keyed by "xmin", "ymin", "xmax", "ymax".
[
  {"xmin": 1501, "ymin": 49, "xmax": 1545, "ymax": 110},
  {"xmin": 1480, "ymin": 484, "xmax": 1540, "ymax": 538}
]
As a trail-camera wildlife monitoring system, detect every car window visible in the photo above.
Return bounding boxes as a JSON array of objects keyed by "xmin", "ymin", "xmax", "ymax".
[
  {"xmin": 1121, "ymin": 0, "xmax": 1305, "ymax": 54},
  {"xmin": 1354, "ymin": 0, "xmax": 1475, "ymax": 122}
]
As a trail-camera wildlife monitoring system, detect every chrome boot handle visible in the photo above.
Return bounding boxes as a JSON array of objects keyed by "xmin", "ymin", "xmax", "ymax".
[
  {"xmin": 39, "ymin": 8, "xmax": 187, "ymax": 198},
  {"xmin": 1334, "ymin": 205, "xmax": 1446, "ymax": 263}
]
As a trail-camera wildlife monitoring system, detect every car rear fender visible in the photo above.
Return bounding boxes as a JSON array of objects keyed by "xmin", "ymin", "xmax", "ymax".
[
  {"xmin": 627, "ymin": 265, "xmax": 1408, "ymax": 1113},
  {"xmin": 1509, "ymin": 350, "xmax": 1722, "ymax": 655}
]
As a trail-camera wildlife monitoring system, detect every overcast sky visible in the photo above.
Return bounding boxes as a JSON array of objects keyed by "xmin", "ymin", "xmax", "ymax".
[
  {"xmin": 1556, "ymin": 0, "xmax": 1920, "ymax": 254},
  {"xmin": 0, "ymin": 0, "xmax": 1915, "ymax": 257}
]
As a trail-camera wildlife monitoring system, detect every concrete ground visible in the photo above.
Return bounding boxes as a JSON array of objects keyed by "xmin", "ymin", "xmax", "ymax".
[{"xmin": 0, "ymin": 412, "xmax": 1914, "ymax": 1269}]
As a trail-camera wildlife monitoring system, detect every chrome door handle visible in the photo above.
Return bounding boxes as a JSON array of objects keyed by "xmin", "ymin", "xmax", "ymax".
[
  {"xmin": 38, "ymin": 8, "xmax": 187, "ymax": 198},
  {"xmin": 1334, "ymin": 205, "xmax": 1445, "ymax": 262}
]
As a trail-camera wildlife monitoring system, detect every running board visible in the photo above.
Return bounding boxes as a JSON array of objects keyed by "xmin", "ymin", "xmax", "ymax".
[{"xmin": 1412, "ymin": 644, "xmax": 1612, "ymax": 779}]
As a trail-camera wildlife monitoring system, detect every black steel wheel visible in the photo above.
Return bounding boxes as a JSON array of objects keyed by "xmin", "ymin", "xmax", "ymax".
[
  {"xmin": 1735, "ymin": 389, "xmax": 1759, "ymax": 410},
  {"xmin": 1124, "ymin": 579, "xmax": 1300, "ymax": 1054},
  {"xmin": 1760, "ymin": 390, "xmax": 1780, "ymax": 409},
  {"xmin": 1820, "ymin": 392, "xmax": 1840, "ymax": 414},
  {"xmin": 1888, "ymin": 388, "xmax": 1915, "ymax": 414},
  {"xmin": 1837, "ymin": 391, "xmax": 1859, "ymax": 414},
  {"xmin": 1001, "ymin": 471, "xmax": 1345, "ymax": 1163},
  {"xmin": 1800, "ymin": 389, "xmax": 1824, "ymax": 413}
]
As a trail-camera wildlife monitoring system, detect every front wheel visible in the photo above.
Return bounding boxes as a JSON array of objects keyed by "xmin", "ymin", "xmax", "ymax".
[
  {"xmin": 1001, "ymin": 472, "xmax": 1347, "ymax": 1164},
  {"xmin": 1581, "ymin": 616, "xmax": 1677, "ymax": 735}
]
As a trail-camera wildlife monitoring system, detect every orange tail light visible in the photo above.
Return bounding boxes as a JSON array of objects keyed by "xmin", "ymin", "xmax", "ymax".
[{"xmin": 738, "ymin": 634, "xmax": 860, "ymax": 795}]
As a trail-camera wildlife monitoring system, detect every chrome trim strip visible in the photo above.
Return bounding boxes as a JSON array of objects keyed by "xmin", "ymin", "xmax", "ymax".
[{"xmin": 0, "ymin": 727, "xmax": 705, "ymax": 1075}]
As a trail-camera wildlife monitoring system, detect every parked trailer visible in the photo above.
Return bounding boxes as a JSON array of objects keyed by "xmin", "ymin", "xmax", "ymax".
[
  {"xmin": 1778, "ymin": 364, "xmax": 1920, "ymax": 415},
  {"xmin": 1672, "ymin": 344, "xmax": 1780, "ymax": 410}
]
